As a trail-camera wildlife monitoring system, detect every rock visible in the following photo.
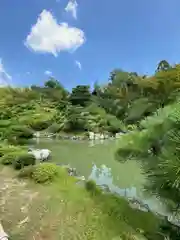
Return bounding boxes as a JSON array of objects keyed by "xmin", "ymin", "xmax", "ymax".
[
  {"xmin": 128, "ymin": 198, "xmax": 150, "ymax": 212},
  {"xmin": 115, "ymin": 132, "xmax": 124, "ymax": 138},
  {"xmin": 59, "ymin": 164, "xmax": 78, "ymax": 177},
  {"xmin": 100, "ymin": 134, "xmax": 105, "ymax": 139},
  {"xmin": 33, "ymin": 132, "xmax": 40, "ymax": 138},
  {"xmin": 101, "ymin": 184, "xmax": 111, "ymax": 193},
  {"xmin": 89, "ymin": 132, "xmax": 95, "ymax": 140},
  {"xmin": 68, "ymin": 167, "xmax": 78, "ymax": 176},
  {"xmin": 47, "ymin": 133, "xmax": 56, "ymax": 138},
  {"xmin": 167, "ymin": 214, "xmax": 180, "ymax": 227},
  {"xmin": 28, "ymin": 148, "xmax": 51, "ymax": 162},
  {"xmin": 94, "ymin": 133, "xmax": 99, "ymax": 140},
  {"xmin": 104, "ymin": 134, "xmax": 109, "ymax": 139}
]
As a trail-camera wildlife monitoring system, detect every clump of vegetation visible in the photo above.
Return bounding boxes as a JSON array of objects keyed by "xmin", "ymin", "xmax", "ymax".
[
  {"xmin": 29, "ymin": 119, "xmax": 52, "ymax": 131},
  {"xmin": 1, "ymin": 152, "xmax": 21, "ymax": 165},
  {"xmin": 13, "ymin": 153, "xmax": 36, "ymax": 170},
  {"xmin": 0, "ymin": 144, "xmax": 25, "ymax": 157},
  {"xmin": 32, "ymin": 163, "xmax": 61, "ymax": 183},
  {"xmin": 85, "ymin": 180, "xmax": 102, "ymax": 196}
]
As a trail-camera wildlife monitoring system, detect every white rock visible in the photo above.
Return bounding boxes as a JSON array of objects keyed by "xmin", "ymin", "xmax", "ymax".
[
  {"xmin": 89, "ymin": 132, "xmax": 95, "ymax": 140},
  {"xmin": 33, "ymin": 132, "xmax": 40, "ymax": 138},
  {"xmin": 28, "ymin": 149, "xmax": 51, "ymax": 161},
  {"xmin": 100, "ymin": 134, "xmax": 104, "ymax": 139}
]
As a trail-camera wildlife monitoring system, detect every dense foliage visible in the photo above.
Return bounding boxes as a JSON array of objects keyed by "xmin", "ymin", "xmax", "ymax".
[
  {"xmin": 115, "ymin": 61, "xmax": 180, "ymax": 239},
  {"xmin": 2, "ymin": 61, "xmax": 180, "ymax": 138}
]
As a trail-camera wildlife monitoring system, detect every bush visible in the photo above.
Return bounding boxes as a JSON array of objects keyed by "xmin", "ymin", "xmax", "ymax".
[
  {"xmin": 13, "ymin": 153, "xmax": 36, "ymax": 170},
  {"xmin": 1, "ymin": 152, "xmax": 18, "ymax": 165},
  {"xmin": 18, "ymin": 165, "xmax": 35, "ymax": 178},
  {"xmin": 0, "ymin": 120, "xmax": 11, "ymax": 128},
  {"xmin": 5, "ymin": 125, "xmax": 34, "ymax": 140},
  {"xmin": 32, "ymin": 163, "xmax": 60, "ymax": 183},
  {"xmin": 29, "ymin": 119, "xmax": 52, "ymax": 131},
  {"xmin": 0, "ymin": 145, "xmax": 24, "ymax": 157},
  {"xmin": 85, "ymin": 180, "xmax": 102, "ymax": 196}
]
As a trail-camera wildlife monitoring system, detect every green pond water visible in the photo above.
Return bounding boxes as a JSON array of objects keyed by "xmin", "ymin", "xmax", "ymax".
[{"xmin": 34, "ymin": 138, "xmax": 167, "ymax": 215}]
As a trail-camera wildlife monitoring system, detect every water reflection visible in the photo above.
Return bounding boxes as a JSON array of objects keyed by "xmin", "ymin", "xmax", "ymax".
[
  {"xmin": 89, "ymin": 139, "xmax": 108, "ymax": 147},
  {"xmin": 89, "ymin": 163, "xmax": 137, "ymax": 198},
  {"xmin": 89, "ymin": 163, "xmax": 168, "ymax": 215}
]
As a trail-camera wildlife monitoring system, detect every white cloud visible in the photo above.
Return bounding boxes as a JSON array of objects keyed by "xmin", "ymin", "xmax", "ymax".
[
  {"xmin": 0, "ymin": 59, "xmax": 12, "ymax": 86},
  {"xmin": 44, "ymin": 70, "xmax": 52, "ymax": 75},
  {"xmin": 75, "ymin": 60, "xmax": 82, "ymax": 70},
  {"xmin": 25, "ymin": 10, "xmax": 85, "ymax": 57},
  {"xmin": 65, "ymin": 0, "xmax": 78, "ymax": 19}
]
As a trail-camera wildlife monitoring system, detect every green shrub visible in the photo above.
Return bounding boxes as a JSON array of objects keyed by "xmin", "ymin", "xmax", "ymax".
[
  {"xmin": 0, "ymin": 120, "xmax": 11, "ymax": 128},
  {"xmin": 85, "ymin": 180, "xmax": 102, "ymax": 196},
  {"xmin": 13, "ymin": 153, "xmax": 36, "ymax": 170},
  {"xmin": 5, "ymin": 125, "xmax": 34, "ymax": 140},
  {"xmin": 18, "ymin": 165, "xmax": 35, "ymax": 178},
  {"xmin": 1, "ymin": 152, "xmax": 17, "ymax": 165},
  {"xmin": 29, "ymin": 119, "xmax": 52, "ymax": 131},
  {"xmin": 0, "ymin": 145, "xmax": 23, "ymax": 157},
  {"xmin": 32, "ymin": 163, "xmax": 60, "ymax": 183}
]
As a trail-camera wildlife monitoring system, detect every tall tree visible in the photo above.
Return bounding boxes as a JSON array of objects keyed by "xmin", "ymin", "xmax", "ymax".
[
  {"xmin": 156, "ymin": 60, "xmax": 171, "ymax": 72},
  {"xmin": 44, "ymin": 78, "xmax": 63, "ymax": 89},
  {"xmin": 69, "ymin": 85, "xmax": 91, "ymax": 106}
]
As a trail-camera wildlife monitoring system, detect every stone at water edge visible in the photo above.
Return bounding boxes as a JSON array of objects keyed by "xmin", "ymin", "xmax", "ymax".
[
  {"xmin": 128, "ymin": 198, "xmax": 150, "ymax": 212},
  {"xmin": 33, "ymin": 132, "xmax": 40, "ymax": 138},
  {"xmin": 167, "ymin": 214, "xmax": 180, "ymax": 227},
  {"xmin": 89, "ymin": 132, "xmax": 95, "ymax": 140},
  {"xmin": 28, "ymin": 148, "xmax": 51, "ymax": 162}
]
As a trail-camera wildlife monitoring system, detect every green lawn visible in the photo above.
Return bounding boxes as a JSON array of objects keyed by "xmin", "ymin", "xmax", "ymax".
[{"xmin": 0, "ymin": 167, "xmax": 160, "ymax": 240}]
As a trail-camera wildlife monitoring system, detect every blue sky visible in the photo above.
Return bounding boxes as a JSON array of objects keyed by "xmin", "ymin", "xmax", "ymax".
[{"xmin": 0, "ymin": 0, "xmax": 180, "ymax": 90}]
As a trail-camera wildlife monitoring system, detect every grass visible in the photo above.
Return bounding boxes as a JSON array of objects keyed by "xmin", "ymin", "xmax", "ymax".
[{"xmin": 0, "ymin": 167, "xmax": 161, "ymax": 240}]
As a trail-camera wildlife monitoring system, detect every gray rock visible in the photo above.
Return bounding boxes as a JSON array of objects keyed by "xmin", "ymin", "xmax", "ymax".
[{"xmin": 128, "ymin": 198, "xmax": 150, "ymax": 212}]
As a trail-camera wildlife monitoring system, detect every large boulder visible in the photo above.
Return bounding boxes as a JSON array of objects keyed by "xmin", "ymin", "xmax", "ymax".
[{"xmin": 28, "ymin": 148, "xmax": 51, "ymax": 162}]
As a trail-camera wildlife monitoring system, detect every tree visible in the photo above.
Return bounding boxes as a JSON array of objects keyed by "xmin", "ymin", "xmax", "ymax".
[
  {"xmin": 156, "ymin": 60, "xmax": 171, "ymax": 72},
  {"xmin": 69, "ymin": 85, "xmax": 91, "ymax": 106},
  {"xmin": 44, "ymin": 78, "xmax": 63, "ymax": 89}
]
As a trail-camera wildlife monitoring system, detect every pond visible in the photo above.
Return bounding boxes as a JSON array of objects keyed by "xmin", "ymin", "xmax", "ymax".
[{"xmin": 34, "ymin": 138, "xmax": 167, "ymax": 215}]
